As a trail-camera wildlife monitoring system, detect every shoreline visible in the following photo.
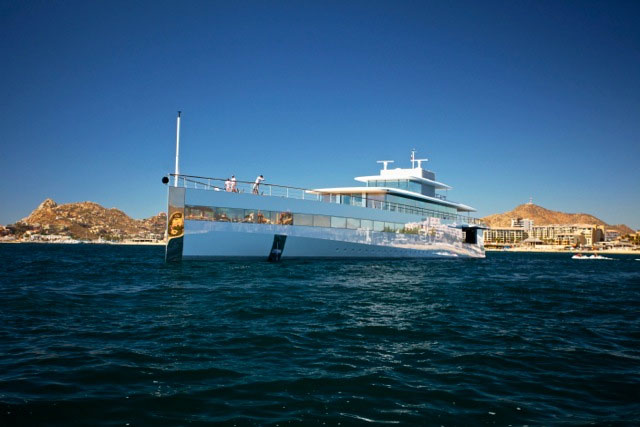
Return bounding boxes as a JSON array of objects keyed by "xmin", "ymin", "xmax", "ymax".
[
  {"xmin": 0, "ymin": 240, "xmax": 166, "ymax": 246},
  {"xmin": 486, "ymin": 247, "xmax": 639, "ymax": 255},
  {"xmin": 2, "ymin": 241, "xmax": 638, "ymax": 253}
]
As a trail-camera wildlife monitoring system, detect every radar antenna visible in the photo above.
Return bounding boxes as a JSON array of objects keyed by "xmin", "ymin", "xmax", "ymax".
[
  {"xmin": 410, "ymin": 149, "xmax": 428, "ymax": 169},
  {"xmin": 376, "ymin": 160, "xmax": 394, "ymax": 170}
]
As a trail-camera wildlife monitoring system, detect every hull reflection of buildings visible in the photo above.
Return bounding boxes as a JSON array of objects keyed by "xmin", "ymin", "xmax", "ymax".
[{"xmin": 484, "ymin": 218, "xmax": 606, "ymax": 247}]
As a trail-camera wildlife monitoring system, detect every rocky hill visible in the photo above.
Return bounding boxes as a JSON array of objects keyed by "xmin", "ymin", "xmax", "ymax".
[
  {"xmin": 482, "ymin": 203, "xmax": 634, "ymax": 235},
  {"xmin": 5, "ymin": 199, "xmax": 166, "ymax": 241}
]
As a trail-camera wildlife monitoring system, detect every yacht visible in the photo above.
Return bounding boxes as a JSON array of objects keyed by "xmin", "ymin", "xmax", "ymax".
[{"xmin": 163, "ymin": 114, "xmax": 486, "ymax": 261}]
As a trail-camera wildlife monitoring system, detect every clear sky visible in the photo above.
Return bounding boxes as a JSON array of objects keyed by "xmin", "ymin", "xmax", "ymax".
[{"xmin": 1, "ymin": 1, "xmax": 639, "ymax": 229}]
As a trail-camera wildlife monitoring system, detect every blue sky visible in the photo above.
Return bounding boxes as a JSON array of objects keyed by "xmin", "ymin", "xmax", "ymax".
[{"xmin": 1, "ymin": 1, "xmax": 639, "ymax": 229}]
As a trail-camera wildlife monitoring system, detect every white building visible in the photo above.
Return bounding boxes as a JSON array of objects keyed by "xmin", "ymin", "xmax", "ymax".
[
  {"xmin": 484, "ymin": 227, "xmax": 528, "ymax": 245},
  {"xmin": 510, "ymin": 218, "xmax": 534, "ymax": 231},
  {"xmin": 530, "ymin": 224, "xmax": 604, "ymax": 246}
]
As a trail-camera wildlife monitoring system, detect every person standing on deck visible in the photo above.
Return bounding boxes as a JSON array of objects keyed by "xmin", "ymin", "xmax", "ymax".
[
  {"xmin": 252, "ymin": 175, "xmax": 264, "ymax": 195},
  {"xmin": 231, "ymin": 175, "xmax": 238, "ymax": 193},
  {"xmin": 224, "ymin": 178, "xmax": 232, "ymax": 192}
]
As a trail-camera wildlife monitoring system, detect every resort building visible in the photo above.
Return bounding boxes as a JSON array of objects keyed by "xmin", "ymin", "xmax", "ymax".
[
  {"xmin": 510, "ymin": 218, "xmax": 534, "ymax": 231},
  {"xmin": 484, "ymin": 227, "xmax": 528, "ymax": 245},
  {"xmin": 605, "ymin": 229, "xmax": 620, "ymax": 242},
  {"xmin": 529, "ymin": 224, "xmax": 604, "ymax": 246}
]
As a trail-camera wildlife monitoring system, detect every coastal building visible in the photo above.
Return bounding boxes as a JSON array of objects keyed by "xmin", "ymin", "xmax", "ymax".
[
  {"xmin": 529, "ymin": 224, "xmax": 604, "ymax": 246},
  {"xmin": 605, "ymin": 229, "xmax": 620, "ymax": 242},
  {"xmin": 510, "ymin": 218, "xmax": 534, "ymax": 231},
  {"xmin": 484, "ymin": 227, "xmax": 528, "ymax": 245}
]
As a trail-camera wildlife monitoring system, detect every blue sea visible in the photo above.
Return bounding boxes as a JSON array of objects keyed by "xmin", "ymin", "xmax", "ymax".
[{"xmin": 1, "ymin": 244, "xmax": 639, "ymax": 425}]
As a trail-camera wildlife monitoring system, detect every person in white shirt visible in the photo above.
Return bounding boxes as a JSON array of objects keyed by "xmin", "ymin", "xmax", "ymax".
[
  {"xmin": 252, "ymin": 175, "xmax": 264, "ymax": 194},
  {"xmin": 224, "ymin": 178, "xmax": 232, "ymax": 192},
  {"xmin": 231, "ymin": 175, "xmax": 238, "ymax": 193}
]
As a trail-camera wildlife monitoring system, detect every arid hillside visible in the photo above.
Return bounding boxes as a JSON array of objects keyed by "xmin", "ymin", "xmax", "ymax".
[
  {"xmin": 482, "ymin": 203, "xmax": 634, "ymax": 235},
  {"xmin": 9, "ymin": 199, "xmax": 166, "ymax": 241}
]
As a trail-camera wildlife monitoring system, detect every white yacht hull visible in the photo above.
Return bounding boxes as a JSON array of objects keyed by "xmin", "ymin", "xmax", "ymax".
[
  {"xmin": 183, "ymin": 224, "xmax": 483, "ymax": 259},
  {"xmin": 166, "ymin": 187, "xmax": 485, "ymax": 261}
]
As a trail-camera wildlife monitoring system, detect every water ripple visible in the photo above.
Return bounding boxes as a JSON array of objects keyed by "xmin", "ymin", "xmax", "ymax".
[{"xmin": 1, "ymin": 244, "xmax": 639, "ymax": 425}]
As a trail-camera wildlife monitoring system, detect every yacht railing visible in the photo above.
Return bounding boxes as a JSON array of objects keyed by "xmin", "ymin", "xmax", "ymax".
[{"xmin": 169, "ymin": 174, "xmax": 484, "ymax": 225}]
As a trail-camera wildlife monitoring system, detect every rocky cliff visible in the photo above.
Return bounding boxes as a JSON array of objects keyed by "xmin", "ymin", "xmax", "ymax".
[{"xmin": 8, "ymin": 199, "xmax": 166, "ymax": 241}]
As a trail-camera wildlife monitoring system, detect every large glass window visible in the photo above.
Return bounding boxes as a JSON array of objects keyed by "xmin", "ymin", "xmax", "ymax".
[
  {"xmin": 331, "ymin": 216, "xmax": 346, "ymax": 228},
  {"xmin": 243, "ymin": 210, "xmax": 257, "ymax": 223},
  {"xmin": 408, "ymin": 182, "xmax": 422, "ymax": 194},
  {"xmin": 227, "ymin": 208, "xmax": 245, "ymax": 222},
  {"xmin": 313, "ymin": 215, "xmax": 331, "ymax": 227},
  {"xmin": 346, "ymin": 218, "xmax": 360, "ymax": 229},
  {"xmin": 383, "ymin": 194, "xmax": 458, "ymax": 216},
  {"xmin": 293, "ymin": 213, "xmax": 313, "ymax": 226},
  {"xmin": 185, "ymin": 204, "xmax": 464, "ymax": 235},
  {"xmin": 214, "ymin": 207, "xmax": 231, "ymax": 222},
  {"xmin": 257, "ymin": 210, "xmax": 271, "ymax": 224},
  {"xmin": 277, "ymin": 212, "xmax": 293, "ymax": 225}
]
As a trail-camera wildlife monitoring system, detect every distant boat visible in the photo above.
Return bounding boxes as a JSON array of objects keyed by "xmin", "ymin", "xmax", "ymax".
[{"xmin": 572, "ymin": 254, "xmax": 613, "ymax": 260}]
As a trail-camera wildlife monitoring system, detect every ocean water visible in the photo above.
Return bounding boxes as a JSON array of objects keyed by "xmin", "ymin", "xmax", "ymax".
[{"xmin": 1, "ymin": 244, "xmax": 639, "ymax": 425}]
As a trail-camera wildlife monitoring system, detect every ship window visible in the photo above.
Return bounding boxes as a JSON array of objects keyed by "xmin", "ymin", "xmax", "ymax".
[
  {"xmin": 243, "ymin": 210, "xmax": 258, "ymax": 223},
  {"xmin": 277, "ymin": 212, "xmax": 293, "ymax": 225},
  {"xmin": 184, "ymin": 206, "xmax": 196, "ymax": 219},
  {"xmin": 346, "ymin": 218, "xmax": 360, "ymax": 229},
  {"xmin": 227, "ymin": 208, "xmax": 244, "ymax": 222},
  {"xmin": 342, "ymin": 195, "xmax": 351, "ymax": 205},
  {"xmin": 293, "ymin": 213, "xmax": 313, "ymax": 226},
  {"xmin": 257, "ymin": 210, "xmax": 271, "ymax": 224},
  {"xmin": 313, "ymin": 215, "xmax": 331, "ymax": 227},
  {"xmin": 331, "ymin": 216, "xmax": 346, "ymax": 228},
  {"xmin": 373, "ymin": 221, "xmax": 384, "ymax": 232},
  {"xmin": 408, "ymin": 182, "xmax": 422, "ymax": 193},
  {"xmin": 361, "ymin": 219, "xmax": 373, "ymax": 230},
  {"xmin": 214, "ymin": 207, "xmax": 231, "ymax": 222},
  {"xmin": 383, "ymin": 222, "xmax": 395, "ymax": 232}
]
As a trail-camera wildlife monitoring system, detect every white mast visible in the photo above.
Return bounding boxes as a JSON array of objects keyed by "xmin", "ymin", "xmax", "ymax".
[{"xmin": 174, "ymin": 111, "xmax": 181, "ymax": 186}]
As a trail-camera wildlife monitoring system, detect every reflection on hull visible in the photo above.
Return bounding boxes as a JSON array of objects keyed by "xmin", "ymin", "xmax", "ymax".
[
  {"xmin": 165, "ymin": 186, "xmax": 485, "ymax": 261},
  {"xmin": 183, "ymin": 222, "xmax": 485, "ymax": 259}
]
